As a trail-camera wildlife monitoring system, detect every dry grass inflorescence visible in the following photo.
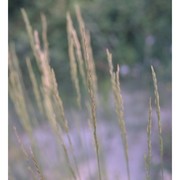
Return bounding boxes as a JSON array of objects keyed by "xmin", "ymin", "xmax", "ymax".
[{"xmin": 9, "ymin": 6, "xmax": 165, "ymax": 180}]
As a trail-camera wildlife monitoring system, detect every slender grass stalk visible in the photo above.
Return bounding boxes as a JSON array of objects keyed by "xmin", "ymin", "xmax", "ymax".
[
  {"xmin": 30, "ymin": 147, "xmax": 45, "ymax": 180},
  {"xmin": 145, "ymin": 97, "xmax": 152, "ymax": 180},
  {"xmin": 41, "ymin": 13, "xmax": 49, "ymax": 62},
  {"xmin": 67, "ymin": 12, "xmax": 81, "ymax": 108},
  {"xmin": 26, "ymin": 57, "xmax": 44, "ymax": 114},
  {"xmin": 51, "ymin": 69, "xmax": 82, "ymax": 180},
  {"xmin": 9, "ymin": 46, "xmax": 32, "ymax": 135},
  {"xmin": 106, "ymin": 49, "xmax": 130, "ymax": 180},
  {"xmin": 28, "ymin": 166, "xmax": 38, "ymax": 180},
  {"xmin": 42, "ymin": 82, "xmax": 77, "ymax": 180},
  {"xmin": 84, "ymin": 31, "xmax": 102, "ymax": 180},
  {"xmin": 21, "ymin": 9, "xmax": 41, "ymax": 70},
  {"xmin": 151, "ymin": 66, "xmax": 164, "ymax": 179},
  {"xmin": 13, "ymin": 127, "xmax": 45, "ymax": 180},
  {"xmin": 67, "ymin": 12, "xmax": 86, "ymax": 88}
]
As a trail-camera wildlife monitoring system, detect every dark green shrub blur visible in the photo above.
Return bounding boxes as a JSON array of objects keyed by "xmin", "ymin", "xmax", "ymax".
[{"xmin": 9, "ymin": 0, "xmax": 171, "ymax": 95}]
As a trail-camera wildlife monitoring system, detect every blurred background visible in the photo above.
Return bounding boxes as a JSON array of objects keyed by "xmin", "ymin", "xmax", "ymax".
[{"xmin": 9, "ymin": 0, "xmax": 172, "ymax": 179}]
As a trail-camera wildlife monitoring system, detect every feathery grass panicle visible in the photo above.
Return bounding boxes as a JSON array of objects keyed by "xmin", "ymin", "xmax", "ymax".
[
  {"xmin": 75, "ymin": 6, "xmax": 97, "ymax": 95},
  {"xmin": 83, "ymin": 33, "xmax": 102, "ymax": 180},
  {"xmin": 106, "ymin": 49, "xmax": 117, "ymax": 98},
  {"xmin": 106, "ymin": 49, "xmax": 130, "ymax": 180},
  {"xmin": 24, "ymin": 15, "xmax": 79, "ymax": 178},
  {"xmin": 85, "ymin": 30, "xmax": 98, "ymax": 94},
  {"xmin": 33, "ymin": 30, "xmax": 52, "ymax": 93},
  {"xmin": 33, "ymin": 21, "xmax": 80, "ymax": 178},
  {"xmin": 21, "ymin": 9, "xmax": 41, "ymax": 69},
  {"xmin": 67, "ymin": 12, "xmax": 86, "ymax": 88},
  {"xmin": 76, "ymin": 9, "xmax": 102, "ymax": 178},
  {"xmin": 26, "ymin": 57, "xmax": 44, "ymax": 114},
  {"xmin": 151, "ymin": 66, "xmax": 164, "ymax": 179},
  {"xmin": 67, "ymin": 12, "xmax": 81, "ymax": 108},
  {"xmin": 75, "ymin": 6, "xmax": 86, "ymax": 63},
  {"xmin": 145, "ymin": 98, "xmax": 152, "ymax": 180},
  {"xmin": 68, "ymin": 9, "xmax": 101, "ymax": 179},
  {"xmin": 115, "ymin": 65, "xmax": 130, "ymax": 180}
]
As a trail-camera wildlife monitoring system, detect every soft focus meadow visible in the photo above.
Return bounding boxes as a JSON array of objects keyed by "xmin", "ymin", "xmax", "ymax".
[{"xmin": 9, "ymin": 1, "xmax": 171, "ymax": 180}]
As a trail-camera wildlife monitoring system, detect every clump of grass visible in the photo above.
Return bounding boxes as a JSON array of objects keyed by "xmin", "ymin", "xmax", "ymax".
[
  {"xmin": 9, "ymin": 6, "xmax": 166, "ymax": 180},
  {"xmin": 67, "ymin": 8, "xmax": 102, "ymax": 179},
  {"xmin": 21, "ymin": 9, "xmax": 81, "ymax": 179},
  {"xmin": 145, "ymin": 97, "xmax": 152, "ymax": 180},
  {"xmin": 151, "ymin": 66, "xmax": 164, "ymax": 179},
  {"xmin": 76, "ymin": 11, "xmax": 102, "ymax": 180},
  {"xmin": 106, "ymin": 49, "xmax": 130, "ymax": 180}
]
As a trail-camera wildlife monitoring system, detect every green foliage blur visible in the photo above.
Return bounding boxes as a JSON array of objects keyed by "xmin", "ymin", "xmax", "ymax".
[{"xmin": 9, "ymin": 0, "xmax": 171, "ymax": 95}]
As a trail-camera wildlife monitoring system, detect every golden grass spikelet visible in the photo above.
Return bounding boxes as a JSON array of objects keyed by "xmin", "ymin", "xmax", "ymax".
[
  {"xmin": 75, "ymin": 6, "xmax": 86, "ymax": 63},
  {"xmin": 67, "ymin": 12, "xmax": 86, "ymax": 88},
  {"xmin": 151, "ymin": 66, "xmax": 164, "ymax": 179},
  {"xmin": 85, "ymin": 30, "xmax": 97, "ymax": 94},
  {"xmin": 84, "ymin": 36, "xmax": 102, "ymax": 180},
  {"xmin": 33, "ymin": 30, "xmax": 52, "ymax": 93},
  {"xmin": 75, "ymin": 6, "xmax": 98, "ymax": 95},
  {"xmin": 21, "ymin": 9, "xmax": 41, "ymax": 69},
  {"xmin": 106, "ymin": 49, "xmax": 130, "ymax": 180}
]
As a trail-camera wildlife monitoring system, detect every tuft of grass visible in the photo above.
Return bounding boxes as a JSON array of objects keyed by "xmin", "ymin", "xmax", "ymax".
[{"xmin": 9, "ymin": 6, "xmax": 167, "ymax": 180}]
